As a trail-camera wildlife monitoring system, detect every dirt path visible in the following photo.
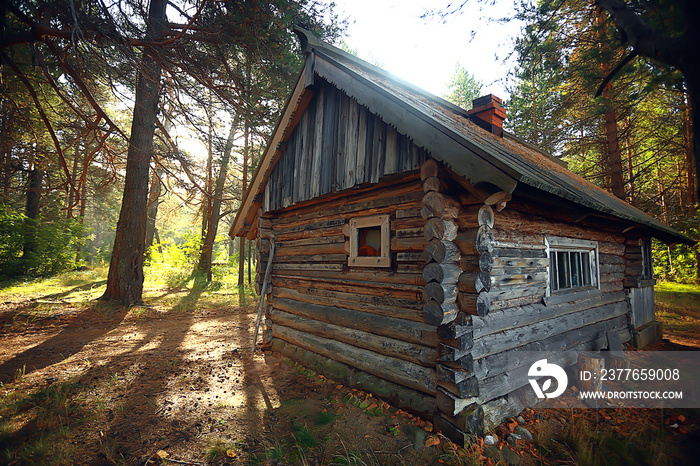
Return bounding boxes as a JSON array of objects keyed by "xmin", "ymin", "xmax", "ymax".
[
  {"xmin": 0, "ymin": 300, "xmax": 455, "ymax": 465},
  {"xmin": 2, "ymin": 290, "xmax": 699, "ymax": 465}
]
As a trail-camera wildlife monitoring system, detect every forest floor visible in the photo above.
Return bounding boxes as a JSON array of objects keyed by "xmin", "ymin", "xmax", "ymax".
[{"xmin": 0, "ymin": 270, "xmax": 699, "ymax": 465}]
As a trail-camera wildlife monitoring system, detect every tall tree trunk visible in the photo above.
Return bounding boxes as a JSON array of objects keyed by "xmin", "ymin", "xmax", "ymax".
[
  {"xmin": 596, "ymin": 10, "xmax": 626, "ymax": 200},
  {"xmin": 145, "ymin": 168, "xmax": 162, "ymax": 251},
  {"xmin": 0, "ymin": 101, "xmax": 15, "ymax": 202},
  {"xmin": 67, "ymin": 138, "xmax": 80, "ymax": 219},
  {"xmin": 682, "ymin": 92, "xmax": 697, "ymax": 212},
  {"xmin": 102, "ymin": 0, "xmax": 166, "ymax": 305},
  {"xmin": 238, "ymin": 118, "xmax": 249, "ymax": 287},
  {"xmin": 198, "ymin": 117, "xmax": 238, "ymax": 281},
  {"xmin": 21, "ymin": 162, "xmax": 43, "ymax": 268}
]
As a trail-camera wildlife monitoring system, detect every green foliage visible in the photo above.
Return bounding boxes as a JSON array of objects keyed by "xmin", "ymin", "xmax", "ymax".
[
  {"xmin": 144, "ymin": 232, "xmax": 202, "ymax": 289},
  {"xmin": 507, "ymin": 0, "xmax": 699, "ymax": 282},
  {"xmin": 0, "ymin": 205, "xmax": 25, "ymax": 266},
  {"xmin": 0, "ymin": 205, "xmax": 86, "ymax": 279},
  {"xmin": 444, "ymin": 64, "xmax": 483, "ymax": 110}
]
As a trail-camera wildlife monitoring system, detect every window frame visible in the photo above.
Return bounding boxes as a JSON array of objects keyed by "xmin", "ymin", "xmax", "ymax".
[
  {"xmin": 545, "ymin": 236, "xmax": 600, "ymax": 297},
  {"xmin": 348, "ymin": 214, "xmax": 391, "ymax": 268}
]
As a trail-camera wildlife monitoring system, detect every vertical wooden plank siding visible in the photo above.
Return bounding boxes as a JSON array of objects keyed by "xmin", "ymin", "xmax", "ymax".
[{"xmin": 266, "ymin": 79, "xmax": 427, "ymax": 211}]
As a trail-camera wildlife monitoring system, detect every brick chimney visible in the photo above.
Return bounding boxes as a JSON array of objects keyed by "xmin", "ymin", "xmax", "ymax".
[{"xmin": 467, "ymin": 94, "xmax": 506, "ymax": 137}]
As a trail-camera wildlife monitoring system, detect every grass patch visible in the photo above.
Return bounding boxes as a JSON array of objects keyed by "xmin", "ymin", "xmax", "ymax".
[
  {"xmin": 0, "ymin": 267, "xmax": 107, "ymax": 302},
  {"xmin": 656, "ymin": 282, "xmax": 700, "ymax": 313},
  {"xmin": 534, "ymin": 411, "xmax": 674, "ymax": 466},
  {"xmin": 0, "ymin": 379, "xmax": 85, "ymax": 465}
]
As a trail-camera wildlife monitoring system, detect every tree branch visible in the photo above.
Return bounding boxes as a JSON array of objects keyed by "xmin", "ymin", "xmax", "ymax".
[
  {"xmin": 1, "ymin": 51, "xmax": 77, "ymax": 199},
  {"xmin": 595, "ymin": 0, "xmax": 687, "ymax": 70},
  {"xmin": 595, "ymin": 50, "xmax": 638, "ymax": 97}
]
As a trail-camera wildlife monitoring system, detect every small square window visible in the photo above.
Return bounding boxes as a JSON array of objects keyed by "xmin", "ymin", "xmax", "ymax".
[
  {"xmin": 349, "ymin": 215, "xmax": 390, "ymax": 267},
  {"xmin": 546, "ymin": 236, "xmax": 599, "ymax": 296}
]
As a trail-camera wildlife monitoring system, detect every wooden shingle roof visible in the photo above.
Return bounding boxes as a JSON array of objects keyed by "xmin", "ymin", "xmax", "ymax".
[{"xmin": 230, "ymin": 28, "xmax": 692, "ymax": 245}]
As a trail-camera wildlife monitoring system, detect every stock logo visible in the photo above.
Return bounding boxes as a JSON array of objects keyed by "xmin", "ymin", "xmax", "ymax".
[{"xmin": 528, "ymin": 359, "xmax": 568, "ymax": 399}]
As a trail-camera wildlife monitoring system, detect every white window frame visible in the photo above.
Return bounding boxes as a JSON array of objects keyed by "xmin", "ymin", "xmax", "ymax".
[
  {"xmin": 348, "ymin": 214, "xmax": 391, "ymax": 268},
  {"xmin": 545, "ymin": 236, "xmax": 600, "ymax": 297}
]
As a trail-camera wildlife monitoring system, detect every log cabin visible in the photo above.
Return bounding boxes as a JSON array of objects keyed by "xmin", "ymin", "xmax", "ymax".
[{"xmin": 229, "ymin": 28, "xmax": 694, "ymax": 442}]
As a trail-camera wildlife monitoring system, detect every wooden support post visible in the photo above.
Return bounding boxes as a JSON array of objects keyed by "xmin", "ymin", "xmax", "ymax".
[{"xmin": 252, "ymin": 237, "xmax": 276, "ymax": 357}]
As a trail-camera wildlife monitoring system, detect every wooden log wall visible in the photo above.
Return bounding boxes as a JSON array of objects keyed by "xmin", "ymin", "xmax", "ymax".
[
  {"xmin": 259, "ymin": 171, "xmax": 439, "ymax": 414},
  {"xmin": 427, "ymin": 169, "xmax": 635, "ymax": 440},
  {"xmin": 418, "ymin": 159, "xmax": 477, "ymax": 436},
  {"xmin": 264, "ymin": 78, "xmax": 427, "ymax": 211}
]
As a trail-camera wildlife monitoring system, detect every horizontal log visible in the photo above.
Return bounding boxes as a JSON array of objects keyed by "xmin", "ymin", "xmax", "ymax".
[
  {"xmin": 601, "ymin": 281, "xmax": 623, "ymax": 293},
  {"xmin": 423, "ymin": 300, "xmax": 459, "ymax": 326},
  {"xmin": 438, "ymin": 313, "xmax": 472, "ymax": 340},
  {"xmin": 493, "ymin": 257, "xmax": 548, "ymax": 268},
  {"xmin": 396, "ymin": 227, "xmax": 424, "ymax": 238},
  {"xmin": 273, "ymin": 225, "xmax": 345, "ymax": 242},
  {"xmin": 273, "ymin": 253, "xmax": 347, "ymax": 263},
  {"xmin": 271, "ymin": 339, "xmax": 435, "ymax": 417},
  {"xmin": 489, "ymin": 294, "xmax": 543, "ymax": 312},
  {"xmin": 397, "ymin": 264, "xmax": 423, "ymax": 275},
  {"xmin": 600, "ymin": 272, "xmax": 625, "ymax": 283},
  {"xmin": 600, "ymin": 253, "xmax": 624, "ymax": 265},
  {"xmin": 422, "ymin": 282, "xmax": 457, "ymax": 304},
  {"xmin": 491, "ymin": 229, "xmax": 543, "ymax": 248},
  {"xmin": 436, "ymin": 386, "xmax": 472, "ymax": 417},
  {"xmin": 454, "ymin": 226, "xmax": 494, "ymax": 255},
  {"xmin": 457, "ymin": 271, "xmax": 491, "ymax": 293},
  {"xmin": 272, "ymin": 285, "xmax": 423, "ymax": 322},
  {"xmin": 272, "ymin": 324, "xmax": 437, "ymax": 394},
  {"xmin": 423, "ymin": 262, "xmax": 461, "ymax": 284},
  {"xmin": 438, "ymin": 341, "xmax": 471, "ymax": 362},
  {"xmin": 420, "ymin": 158, "xmax": 441, "ymax": 180},
  {"xmin": 277, "ymin": 234, "xmax": 346, "ymax": 249},
  {"xmin": 486, "ymin": 281, "xmax": 547, "ymax": 304},
  {"xmin": 397, "ymin": 252, "xmax": 424, "ymax": 262},
  {"xmin": 272, "ymin": 269, "xmax": 424, "ymax": 288},
  {"xmin": 275, "ymin": 242, "xmax": 347, "ymax": 257},
  {"xmin": 491, "ymin": 247, "xmax": 546, "ymax": 259},
  {"xmin": 391, "ymin": 236, "xmax": 426, "ymax": 252},
  {"xmin": 272, "ymin": 184, "xmax": 423, "ymax": 228},
  {"xmin": 437, "ymin": 363, "xmax": 471, "ymax": 384},
  {"xmin": 421, "ymin": 191, "xmax": 460, "ymax": 219},
  {"xmin": 490, "ymin": 271, "xmax": 548, "ymax": 288},
  {"xmin": 493, "ymin": 210, "xmax": 625, "ymax": 244},
  {"xmin": 273, "ymin": 263, "xmax": 344, "ymax": 272},
  {"xmin": 271, "ymin": 310, "xmax": 436, "ymax": 366},
  {"xmin": 273, "ymin": 217, "xmax": 346, "ymax": 235},
  {"xmin": 423, "ymin": 239, "xmax": 461, "ymax": 263},
  {"xmin": 598, "ymin": 241, "xmax": 626, "ymax": 256},
  {"xmin": 434, "ymin": 405, "xmax": 484, "ymax": 441},
  {"xmin": 460, "ymin": 252, "xmax": 493, "ymax": 273},
  {"xmin": 397, "ymin": 207, "xmax": 422, "ymax": 218},
  {"xmin": 424, "ymin": 218, "xmax": 458, "ymax": 241},
  {"xmin": 273, "ymin": 297, "xmax": 437, "ymax": 347},
  {"xmin": 423, "ymin": 176, "xmax": 445, "ymax": 193},
  {"xmin": 474, "ymin": 320, "xmax": 630, "ymax": 405},
  {"xmin": 457, "ymin": 204, "xmax": 495, "ymax": 230},
  {"xmin": 470, "ymin": 300, "xmax": 629, "ymax": 360},
  {"xmin": 438, "ymin": 378, "xmax": 478, "ymax": 399},
  {"xmin": 457, "ymin": 292, "xmax": 491, "ymax": 317}
]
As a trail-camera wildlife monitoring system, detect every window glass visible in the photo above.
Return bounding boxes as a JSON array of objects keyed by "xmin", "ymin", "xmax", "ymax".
[
  {"xmin": 547, "ymin": 237, "xmax": 598, "ymax": 294},
  {"xmin": 358, "ymin": 227, "xmax": 382, "ymax": 256}
]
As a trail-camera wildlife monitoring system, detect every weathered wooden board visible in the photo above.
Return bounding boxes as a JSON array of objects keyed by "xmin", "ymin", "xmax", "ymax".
[
  {"xmin": 470, "ymin": 300, "xmax": 628, "ymax": 359},
  {"xmin": 266, "ymin": 79, "xmax": 428, "ymax": 212},
  {"xmin": 272, "ymin": 297, "xmax": 437, "ymax": 346},
  {"xmin": 272, "ymin": 324, "xmax": 437, "ymax": 394},
  {"xmin": 271, "ymin": 339, "xmax": 435, "ymax": 417},
  {"xmin": 271, "ymin": 310, "xmax": 436, "ymax": 366}
]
